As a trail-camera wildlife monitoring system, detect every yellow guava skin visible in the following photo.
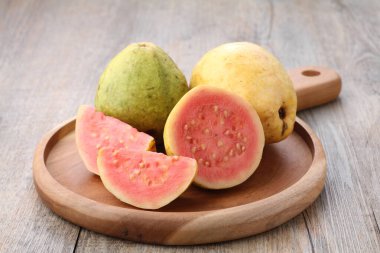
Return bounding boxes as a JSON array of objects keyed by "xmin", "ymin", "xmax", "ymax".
[{"xmin": 190, "ymin": 42, "xmax": 297, "ymax": 143}]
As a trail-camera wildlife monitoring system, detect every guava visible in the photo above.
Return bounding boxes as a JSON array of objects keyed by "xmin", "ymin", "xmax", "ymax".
[
  {"xmin": 190, "ymin": 42, "xmax": 297, "ymax": 143},
  {"xmin": 98, "ymin": 148, "xmax": 197, "ymax": 210},
  {"xmin": 164, "ymin": 86, "xmax": 265, "ymax": 189},
  {"xmin": 95, "ymin": 42, "xmax": 189, "ymax": 142},
  {"xmin": 75, "ymin": 105, "xmax": 155, "ymax": 175}
]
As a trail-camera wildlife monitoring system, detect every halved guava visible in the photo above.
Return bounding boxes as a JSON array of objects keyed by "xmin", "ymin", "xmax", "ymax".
[
  {"xmin": 98, "ymin": 148, "xmax": 197, "ymax": 209},
  {"xmin": 75, "ymin": 105, "xmax": 155, "ymax": 175},
  {"xmin": 164, "ymin": 86, "xmax": 265, "ymax": 189}
]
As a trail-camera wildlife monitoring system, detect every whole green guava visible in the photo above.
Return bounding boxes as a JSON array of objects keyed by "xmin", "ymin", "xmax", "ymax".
[{"xmin": 95, "ymin": 42, "xmax": 189, "ymax": 142}]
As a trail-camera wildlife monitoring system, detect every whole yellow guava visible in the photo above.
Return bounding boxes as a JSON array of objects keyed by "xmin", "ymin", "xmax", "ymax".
[{"xmin": 190, "ymin": 42, "xmax": 297, "ymax": 143}]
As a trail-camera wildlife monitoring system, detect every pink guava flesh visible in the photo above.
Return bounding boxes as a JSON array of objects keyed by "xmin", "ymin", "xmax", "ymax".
[
  {"xmin": 75, "ymin": 105, "xmax": 155, "ymax": 175},
  {"xmin": 98, "ymin": 148, "xmax": 197, "ymax": 209},
  {"xmin": 165, "ymin": 86, "xmax": 265, "ymax": 189}
]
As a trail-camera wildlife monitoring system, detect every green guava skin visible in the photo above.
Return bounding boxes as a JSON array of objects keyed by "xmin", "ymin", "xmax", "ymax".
[{"xmin": 95, "ymin": 42, "xmax": 189, "ymax": 142}]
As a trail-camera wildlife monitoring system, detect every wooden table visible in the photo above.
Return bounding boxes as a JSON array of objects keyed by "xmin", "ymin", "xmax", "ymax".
[{"xmin": 1, "ymin": 0, "xmax": 379, "ymax": 252}]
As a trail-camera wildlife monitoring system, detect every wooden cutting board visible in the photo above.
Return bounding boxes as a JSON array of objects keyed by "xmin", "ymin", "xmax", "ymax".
[{"xmin": 33, "ymin": 66, "xmax": 341, "ymax": 245}]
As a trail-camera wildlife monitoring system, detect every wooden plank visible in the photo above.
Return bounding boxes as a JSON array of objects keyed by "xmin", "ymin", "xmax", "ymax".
[
  {"xmin": 0, "ymin": 0, "xmax": 379, "ymax": 252},
  {"xmin": 74, "ymin": 216, "xmax": 312, "ymax": 253},
  {"xmin": 270, "ymin": 0, "xmax": 380, "ymax": 252},
  {"xmin": 0, "ymin": 0, "xmax": 84, "ymax": 252}
]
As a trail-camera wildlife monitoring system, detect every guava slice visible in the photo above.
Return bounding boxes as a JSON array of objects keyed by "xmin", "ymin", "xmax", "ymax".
[
  {"xmin": 164, "ymin": 86, "xmax": 265, "ymax": 189},
  {"xmin": 75, "ymin": 105, "xmax": 155, "ymax": 175},
  {"xmin": 98, "ymin": 148, "xmax": 197, "ymax": 209}
]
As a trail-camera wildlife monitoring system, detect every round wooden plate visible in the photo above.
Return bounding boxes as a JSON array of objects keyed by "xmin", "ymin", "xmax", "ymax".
[
  {"xmin": 33, "ymin": 66, "xmax": 341, "ymax": 245},
  {"xmin": 33, "ymin": 116, "xmax": 325, "ymax": 245}
]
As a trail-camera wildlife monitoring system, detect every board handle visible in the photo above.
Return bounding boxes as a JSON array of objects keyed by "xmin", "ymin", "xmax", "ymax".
[{"xmin": 288, "ymin": 66, "xmax": 342, "ymax": 111}]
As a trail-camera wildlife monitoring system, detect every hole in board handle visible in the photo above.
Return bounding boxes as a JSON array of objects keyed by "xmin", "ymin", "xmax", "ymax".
[{"xmin": 302, "ymin": 70, "xmax": 320, "ymax": 77}]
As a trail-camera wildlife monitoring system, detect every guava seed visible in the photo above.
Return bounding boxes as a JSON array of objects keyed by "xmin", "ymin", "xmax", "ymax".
[
  {"xmin": 217, "ymin": 140, "xmax": 224, "ymax": 147},
  {"xmin": 129, "ymin": 169, "xmax": 140, "ymax": 180}
]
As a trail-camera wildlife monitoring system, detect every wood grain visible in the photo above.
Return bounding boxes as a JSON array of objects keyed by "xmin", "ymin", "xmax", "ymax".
[{"xmin": 1, "ymin": 0, "xmax": 379, "ymax": 252}]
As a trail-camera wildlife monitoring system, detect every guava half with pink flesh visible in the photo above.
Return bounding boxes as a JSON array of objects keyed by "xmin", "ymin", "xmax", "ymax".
[
  {"xmin": 75, "ymin": 105, "xmax": 155, "ymax": 175},
  {"xmin": 164, "ymin": 86, "xmax": 265, "ymax": 189},
  {"xmin": 98, "ymin": 148, "xmax": 197, "ymax": 209}
]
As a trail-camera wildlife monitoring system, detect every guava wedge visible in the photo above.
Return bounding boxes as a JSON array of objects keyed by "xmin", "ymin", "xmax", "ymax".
[
  {"xmin": 98, "ymin": 148, "xmax": 197, "ymax": 209},
  {"xmin": 75, "ymin": 105, "xmax": 155, "ymax": 175},
  {"xmin": 164, "ymin": 86, "xmax": 265, "ymax": 189}
]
